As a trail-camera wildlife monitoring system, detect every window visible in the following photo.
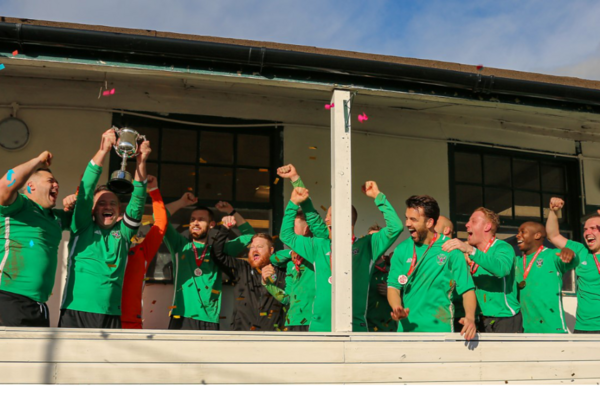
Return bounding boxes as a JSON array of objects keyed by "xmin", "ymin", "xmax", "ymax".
[
  {"xmin": 449, "ymin": 144, "xmax": 582, "ymax": 293},
  {"xmin": 110, "ymin": 112, "xmax": 283, "ymax": 281}
]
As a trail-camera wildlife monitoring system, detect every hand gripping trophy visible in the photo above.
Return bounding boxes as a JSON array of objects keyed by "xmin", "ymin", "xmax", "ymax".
[{"xmin": 108, "ymin": 127, "xmax": 146, "ymax": 194}]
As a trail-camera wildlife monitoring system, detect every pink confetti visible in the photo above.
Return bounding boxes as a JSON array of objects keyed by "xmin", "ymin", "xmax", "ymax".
[
  {"xmin": 12, "ymin": 50, "xmax": 18, "ymax": 56},
  {"xmin": 476, "ymin": 65, "xmax": 484, "ymax": 71},
  {"xmin": 357, "ymin": 113, "xmax": 369, "ymax": 123},
  {"xmin": 102, "ymin": 88, "xmax": 116, "ymax": 96},
  {"xmin": 324, "ymin": 103, "xmax": 334, "ymax": 110}
]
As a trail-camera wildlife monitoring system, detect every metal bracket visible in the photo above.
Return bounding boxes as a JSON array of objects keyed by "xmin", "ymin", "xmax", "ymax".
[{"xmin": 343, "ymin": 91, "xmax": 357, "ymax": 133}]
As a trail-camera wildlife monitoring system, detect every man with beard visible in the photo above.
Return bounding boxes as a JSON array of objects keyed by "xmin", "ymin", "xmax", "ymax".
[
  {"xmin": 279, "ymin": 174, "xmax": 402, "ymax": 332},
  {"xmin": 442, "ymin": 207, "xmax": 522, "ymax": 333},
  {"xmin": 365, "ymin": 224, "xmax": 397, "ymax": 332},
  {"xmin": 515, "ymin": 221, "xmax": 577, "ymax": 333},
  {"xmin": 211, "ymin": 216, "xmax": 285, "ymax": 331},
  {"xmin": 163, "ymin": 195, "xmax": 255, "ymax": 330},
  {"xmin": 388, "ymin": 196, "xmax": 477, "ymax": 340},
  {"xmin": 60, "ymin": 129, "xmax": 150, "ymax": 328},
  {"xmin": 546, "ymin": 197, "xmax": 600, "ymax": 334},
  {"xmin": 0, "ymin": 152, "xmax": 72, "ymax": 327}
]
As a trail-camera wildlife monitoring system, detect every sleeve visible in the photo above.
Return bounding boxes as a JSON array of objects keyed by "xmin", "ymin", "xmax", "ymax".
[
  {"xmin": 120, "ymin": 179, "xmax": 148, "ymax": 241},
  {"xmin": 450, "ymin": 250, "xmax": 476, "ymax": 296},
  {"xmin": 280, "ymin": 201, "xmax": 319, "ymax": 263},
  {"xmin": 238, "ymin": 221, "xmax": 256, "ymax": 236},
  {"xmin": 212, "ymin": 226, "xmax": 247, "ymax": 280},
  {"xmin": 565, "ymin": 240, "xmax": 589, "ymax": 264},
  {"xmin": 469, "ymin": 241, "xmax": 515, "ymax": 278},
  {"xmin": 53, "ymin": 209, "xmax": 74, "ymax": 232},
  {"xmin": 224, "ymin": 234, "xmax": 254, "ymax": 257},
  {"xmin": 71, "ymin": 161, "xmax": 102, "ymax": 233},
  {"xmin": 515, "ymin": 256, "xmax": 525, "ymax": 284},
  {"xmin": 369, "ymin": 193, "xmax": 403, "ymax": 261},
  {"xmin": 271, "ymin": 249, "xmax": 293, "ymax": 269},
  {"xmin": 387, "ymin": 248, "xmax": 404, "ymax": 290},
  {"xmin": 163, "ymin": 209, "xmax": 187, "ymax": 256},
  {"xmin": 0, "ymin": 193, "xmax": 25, "ymax": 217},
  {"xmin": 292, "ymin": 178, "xmax": 329, "ymax": 239},
  {"xmin": 554, "ymin": 248, "xmax": 580, "ymax": 274},
  {"xmin": 142, "ymin": 188, "xmax": 167, "ymax": 262}
]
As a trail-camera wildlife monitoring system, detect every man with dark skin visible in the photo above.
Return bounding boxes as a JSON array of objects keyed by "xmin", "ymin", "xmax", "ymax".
[{"xmin": 515, "ymin": 221, "xmax": 576, "ymax": 333}]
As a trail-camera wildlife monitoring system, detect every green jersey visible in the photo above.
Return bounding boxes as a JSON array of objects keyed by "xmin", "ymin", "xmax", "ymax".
[
  {"xmin": 388, "ymin": 235, "xmax": 475, "ymax": 333},
  {"xmin": 164, "ymin": 221, "xmax": 255, "ymax": 323},
  {"xmin": 565, "ymin": 240, "xmax": 600, "ymax": 331},
  {"xmin": 266, "ymin": 249, "xmax": 316, "ymax": 327},
  {"xmin": 516, "ymin": 247, "xmax": 576, "ymax": 333},
  {"xmin": 367, "ymin": 259, "xmax": 397, "ymax": 332},
  {"xmin": 62, "ymin": 161, "xmax": 147, "ymax": 315},
  {"xmin": 469, "ymin": 238, "xmax": 520, "ymax": 318},
  {"xmin": 280, "ymin": 193, "xmax": 402, "ymax": 332},
  {"xmin": 0, "ymin": 194, "xmax": 72, "ymax": 303}
]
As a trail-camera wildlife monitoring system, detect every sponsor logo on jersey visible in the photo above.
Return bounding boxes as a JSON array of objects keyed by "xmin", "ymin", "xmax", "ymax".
[
  {"xmin": 111, "ymin": 231, "xmax": 122, "ymax": 240},
  {"xmin": 437, "ymin": 254, "xmax": 447, "ymax": 265},
  {"xmin": 582, "ymin": 261, "xmax": 588, "ymax": 266}
]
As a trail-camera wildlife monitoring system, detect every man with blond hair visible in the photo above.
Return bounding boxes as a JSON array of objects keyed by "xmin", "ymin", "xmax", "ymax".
[{"xmin": 443, "ymin": 207, "xmax": 522, "ymax": 333}]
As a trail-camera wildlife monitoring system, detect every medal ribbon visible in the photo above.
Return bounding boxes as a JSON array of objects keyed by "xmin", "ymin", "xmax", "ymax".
[
  {"xmin": 192, "ymin": 242, "xmax": 209, "ymax": 268},
  {"xmin": 292, "ymin": 251, "xmax": 303, "ymax": 273},
  {"xmin": 408, "ymin": 233, "xmax": 438, "ymax": 277},
  {"xmin": 522, "ymin": 245, "xmax": 544, "ymax": 281},
  {"xmin": 592, "ymin": 254, "xmax": 600, "ymax": 276},
  {"xmin": 468, "ymin": 236, "xmax": 496, "ymax": 275}
]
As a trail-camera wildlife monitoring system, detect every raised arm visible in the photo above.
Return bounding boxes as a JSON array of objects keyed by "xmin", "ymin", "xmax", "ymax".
[
  {"xmin": 211, "ymin": 218, "xmax": 248, "ymax": 280},
  {"xmin": 120, "ymin": 142, "xmax": 150, "ymax": 241},
  {"xmin": 280, "ymin": 189, "xmax": 319, "ymax": 263},
  {"xmin": 546, "ymin": 197, "xmax": 568, "ymax": 250},
  {"xmin": 141, "ymin": 176, "xmax": 167, "ymax": 261},
  {"xmin": 363, "ymin": 181, "xmax": 403, "ymax": 260},
  {"xmin": 215, "ymin": 201, "xmax": 256, "ymax": 235},
  {"xmin": 163, "ymin": 192, "xmax": 197, "ymax": 254},
  {"xmin": 0, "ymin": 151, "xmax": 52, "ymax": 206}
]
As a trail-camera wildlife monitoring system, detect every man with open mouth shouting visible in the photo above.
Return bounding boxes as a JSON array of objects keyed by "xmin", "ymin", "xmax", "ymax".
[
  {"xmin": 0, "ymin": 152, "xmax": 72, "ymax": 327},
  {"xmin": 211, "ymin": 216, "xmax": 285, "ymax": 331},
  {"xmin": 515, "ymin": 221, "xmax": 577, "ymax": 333},
  {"xmin": 442, "ymin": 207, "xmax": 522, "ymax": 333},
  {"xmin": 546, "ymin": 197, "xmax": 600, "ymax": 334},
  {"xmin": 59, "ymin": 129, "xmax": 149, "ymax": 329}
]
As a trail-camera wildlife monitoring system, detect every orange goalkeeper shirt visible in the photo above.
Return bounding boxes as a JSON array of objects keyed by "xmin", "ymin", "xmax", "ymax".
[{"xmin": 121, "ymin": 188, "xmax": 166, "ymax": 329}]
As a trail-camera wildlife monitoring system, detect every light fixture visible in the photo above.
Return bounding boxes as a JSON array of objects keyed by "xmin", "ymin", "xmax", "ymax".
[{"xmin": 0, "ymin": 117, "xmax": 30, "ymax": 151}]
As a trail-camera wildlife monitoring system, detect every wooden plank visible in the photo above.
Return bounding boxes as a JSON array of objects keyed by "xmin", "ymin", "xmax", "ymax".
[{"xmin": 0, "ymin": 339, "xmax": 344, "ymax": 363}]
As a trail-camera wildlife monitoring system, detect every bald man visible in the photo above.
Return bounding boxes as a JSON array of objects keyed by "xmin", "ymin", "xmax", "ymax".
[
  {"xmin": 435, "ymin": 216, "xmax": 454, "ymax": 238},
  {"xmin": 516, "ymin": 221, "xmax": 577, "ymax": 333}
]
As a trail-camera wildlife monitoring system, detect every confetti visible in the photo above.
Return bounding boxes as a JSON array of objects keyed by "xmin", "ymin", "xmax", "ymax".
[
  {"xmin": 357, "ymin": 113, "xmax": 369, "ymax": 123},
  {"xmin": 182, "ymin": 224, "xmax": 190, "ymax": 228},
  {"xmin": 107, "ymin": 264, "xmax": 117, "ymax": 268},
  {"xmin": 324, "ymin": 103, "xmax": 334, "ymax": 110},
  {"xmin": 272, "ymin": 235, "xmax": 278, "ymax": 240},
  {"xmin": 29, "ymin": 240, "xmax": 34, "ymax": 247},
  {"xmin": 168, "ymin": 306, "xmax": 177, "ymax": 309},
  {"xmin": 374, "ymin": 326, "xmax": 379, "ymax": 331},
  {"xmin": 6, "ymin": 169, "xmax": 16, "ymax": 187},
  {"xmin": 476, "ymin": 64, "xmax": 484, "ymax": 71},
  {"xmin": 300, "ymin": 318, "xmax": 307, "ymax": 324},
  {"xmin": 173, "ymin": 315, "xmax": 180, "ymax": 319},
  {"xmin": 142, "ymin": 221, "xmax": 151, "ymax": 225},
  {"xmin": 12, "ymin": 50, "xmax": 18, "ymax": 56},
  {"xmin": 102, "ymin": 88, "xmax": 116, "ymax": 96},
  {"xmin": 211, "ymin": 289, "xmax": 221, "ymax": 295},
  {"xmin": 273, "ymin": 177, "xmax": 280, "ymax": 185},
  {"xmin": 320, "ymin": 205, "xmax": 327, "ymax": 212},
  {"xmin": 27, "ymin": 186, "xmax": 32, "ymax": 194},
  {"xmin": 309, "ymin": 156, "xmax": 316, "ymax": 160},
  {"xmin": 250, "ymin": 326, "xmax": 257, "ymax": 331},
  {"xmin": 309, "ymin": 146, "xmax": 318, "ymax": 150},
  {"xmin": 236, "ymin": 297, "xmax": 245, "ymax": 300},
  {"xmin": 0, "ymin": 64, "xmax": 5, "ymax": 71},
  {"xmin": 144, "ymin": 277, "xmax": 150, "ymax": 281},
  {"xmin": 152, "ymin": 300, "xmax": 157, "ymax": 304},
  {"xmin": 220, "ymin": 316, "xmax": 227, "ymax": 319},
  {"xmin": 259, "ymin": 168, "xmax": 269, "ymax": 172},
  {"xmin": 199, "ymin": 157, "xmax": 208, "ymax": 164}
]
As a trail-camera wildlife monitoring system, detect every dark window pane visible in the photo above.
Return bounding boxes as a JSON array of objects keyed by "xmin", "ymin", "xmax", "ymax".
[
  {"xmin": 160, "ymin": 164, "xmax": 196, "ymax": 198},
  {"xmin": 563, "ymin": 269, "xmax": 575, "ymax": 292},
  {"xmin": 123, "ymin": 160, "xmax": 158, "ymax": 182},
  {"xmin": 541, "ymin": 164, "xmax": 565, "ymax": 193},
  {"xmin": 197, "ymin": 166, "xmax": 233, "ymax": 200},
  {"xmin": 161, "ymin": 128, "xmax": 197, "ymax": 162},
  {"xmin": 514, "ymin": 191, "xmax": 541, "ymax": 221},
  {"xmin": 454, "ymin": 152, "xmax": 481, "ymax": 184},
  {"xmin": 136, "ymin": 127, "xmax": 159, "ymax": 162},
  {"xmin": 484, "ymin": 155, "xmax": 511, "ymax": 187},
  {"xmin": 200, "ymin": 131, "xmax": 234, "ymax": 165},
  {"xmin": 485, "ymin": 188, "xmax": 513, "ymax": 218},
  {"xmin": 237, "ymin": 134, "xmax": 270, "ymax": 167},
  {"xmin": 236, "ymin": 168, "xmax": 270, "ymax": 203},
  {"xmin": 455, "ymin": 185, "xmax": 482, "ymax": 215},
  {"xmin": 513, "ymin": 159, "xmax": 540, "ymax": 191},
  {"xmin": 542, "ymin": 193, "xmax": 567, "ymax": 224}
]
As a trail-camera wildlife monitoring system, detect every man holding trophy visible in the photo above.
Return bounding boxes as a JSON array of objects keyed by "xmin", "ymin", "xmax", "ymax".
[{"xmin": 59, "ymin": 128, "xmax": 150, "ymax": 329}]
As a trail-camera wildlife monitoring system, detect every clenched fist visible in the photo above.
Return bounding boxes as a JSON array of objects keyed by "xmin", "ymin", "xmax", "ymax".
[
  {"xmin": 63, "ymin": 194, "xmax": 77, "ymax": 212},
  {"xmin": 291, "ymin": 187, "xmax": 309, "ymax": 205},
  {"xmin": 362, "ymin": 181, "xmax": 380, "ymax": 199},
  {"xmin": 180, "ymin": 192, "xmax": 197, "ymax": 207},
  {"xmin": 222, "ymin": 216, "xmax": 236, "ymax": 229},
  {"xmin": 215, "ymin": 201, "xmax": 234, "ymax": 214},
  {"xmin": 147, "ymin": 175, "xmax": 158, "ymax": 190},
  {"xmin": 277, "ymin": 164, "xmax": 299, "ymax": 181},
  {"xmin": 100, "ymin": 129, "xmax": 117, "ymax": 153},
  {"xmin": 37, "ymin": 151, "xmax": 53, "ymax": 168},
  {"xmin": 549, "ymin": 197, "xmax": 564, "ymax": 212}
]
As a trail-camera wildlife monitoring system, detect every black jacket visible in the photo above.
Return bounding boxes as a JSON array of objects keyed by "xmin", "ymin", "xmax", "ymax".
[{"xmin": 211, "ymin": 226, "xmax": 286, "ymax": 331}]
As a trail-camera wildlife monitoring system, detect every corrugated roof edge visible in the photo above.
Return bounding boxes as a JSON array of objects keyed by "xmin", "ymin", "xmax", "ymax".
[{"xmin": 1, "ymin": 15, "xmax": 599, "ymax": 91}]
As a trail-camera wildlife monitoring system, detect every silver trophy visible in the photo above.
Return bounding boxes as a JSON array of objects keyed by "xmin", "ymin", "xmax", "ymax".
[{"xmin": 108, "ymin": 127, "xmax": 146, "ymax": 194}]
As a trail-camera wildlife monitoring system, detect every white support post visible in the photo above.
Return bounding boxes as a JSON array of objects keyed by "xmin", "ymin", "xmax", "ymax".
[{"xmin": 330, "ymin": 89, "xmax": 353, "ymax": 333}]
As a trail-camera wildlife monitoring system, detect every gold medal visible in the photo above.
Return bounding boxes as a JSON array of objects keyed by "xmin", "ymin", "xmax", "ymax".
[
  {"xmin": 194, "ymin": 268, "xmax": 203, "ymax": 277},
  {"xmin": 517, "ymin": 281, "xmax": 526, "ymax": 289}
]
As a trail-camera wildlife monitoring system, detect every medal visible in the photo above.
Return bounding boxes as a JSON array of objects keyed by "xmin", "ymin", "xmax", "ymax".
[
  {"xmin": 328, "ymin": 276, "xmax": 333, "ymax": 284},
  {"xmin": 194, "ymin": 268, "xmax": 203, "ymax": 277},
  {"xmin": 398, "ymin": 275, "xmax": 408, "ymax": 285},
  {"xmin": 517, "ymin": 281, "xmax": 526, "ymax": 289}
]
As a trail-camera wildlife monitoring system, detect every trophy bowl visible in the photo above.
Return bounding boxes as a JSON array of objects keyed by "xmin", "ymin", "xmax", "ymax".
[{"xmin": 108, "ymin": 127, "xmax": 146, "ymax": 194}]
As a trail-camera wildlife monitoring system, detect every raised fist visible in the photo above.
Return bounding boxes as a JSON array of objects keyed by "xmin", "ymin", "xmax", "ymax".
[
  {"xmin": 277, "ymin": 164, "xmax": 299, "ymax": 181},
  {"xmin": 291, "ymin": 187, "xmax": 309, "ymax": 205},
  {"xmin": 37, "ymin": 151, "xmax": 53, "ymax": 168},
  {"xmin": 147, "ymin": 175, "xmax": 158, "ymax": 190},
  {"xmin": 362, "ymin": 181, "xmax": 380, "ymax": 199},
  {"xmin": 261, "ymin": 264, "xmax": 275, "ymax": 284},
  {"xmin": 549, "ymin": 197, "xmax": 564, "ymax": 212},
  {"xmin": 222, "ymin": 215, "xmax": 237, "ymax": 229},
  {"xmin": 62, "ymin": 194, "xmax": 77, "ymax": 212},
  {"xmin": 180, "ymin": 192, "xmax": 197, "ymax": 207},
  {"xmin": 215, "ymin": 201, "xmax": 234, "ymax": 214},
  {"xmin": 138, "ymin": 140, "xmax": 152, "ymax": 161},
  {"xmin": 100, "ymin": 129, "xmax": 117, "ymax": 153}
]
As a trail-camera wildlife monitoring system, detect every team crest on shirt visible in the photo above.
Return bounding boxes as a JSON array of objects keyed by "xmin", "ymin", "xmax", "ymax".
[
  {"xmin": 437, "ymin": 255, "xmax": 447, "ymax": 265},
  {"xmin": 353, "ymin": 248, "xmax": 359, "ymax": 255},
  {"xmin": 111, "ymin": 231, "xmax": 122, "ymax": 240},
  {"xmin": 406, "ymin": 258, "xmax": 412, "ymax": 263},
  {"xmin": 582, "ymin": 261, "xmax": 588, "ymax": 266},
  {"xmin": 536, "ymin": 259, "xmax": 544, "ymax": 268}
]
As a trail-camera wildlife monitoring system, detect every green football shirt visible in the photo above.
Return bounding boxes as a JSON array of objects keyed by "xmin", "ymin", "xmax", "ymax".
[
  {"xmin": 388, "ymin": 235, "xmax": 475, "ymax": 333},
  {"xmin": 0, "ymin": 194, "xmax": 72, "ymax": 303},
  {"xmin": 62, "ymin": 161, "xmax": 147, "ymax": 315},
  {"xmin": 565, "ymin": 240, "xmax": 600, "ymax": 331},
  {"xmin": 516, "ymin": 247, "xmax": 576, "ymax": 333},
  {"xmin": 469, "ymin": 239, "xmax": 520, "ymax": 318},
  {"xmin": 164, "ymin": 221, "xmax": 255, "ymax": 323},
  {"xmin": 366, "ymin": 259, "xmax": 397, "ymax": 332}
]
